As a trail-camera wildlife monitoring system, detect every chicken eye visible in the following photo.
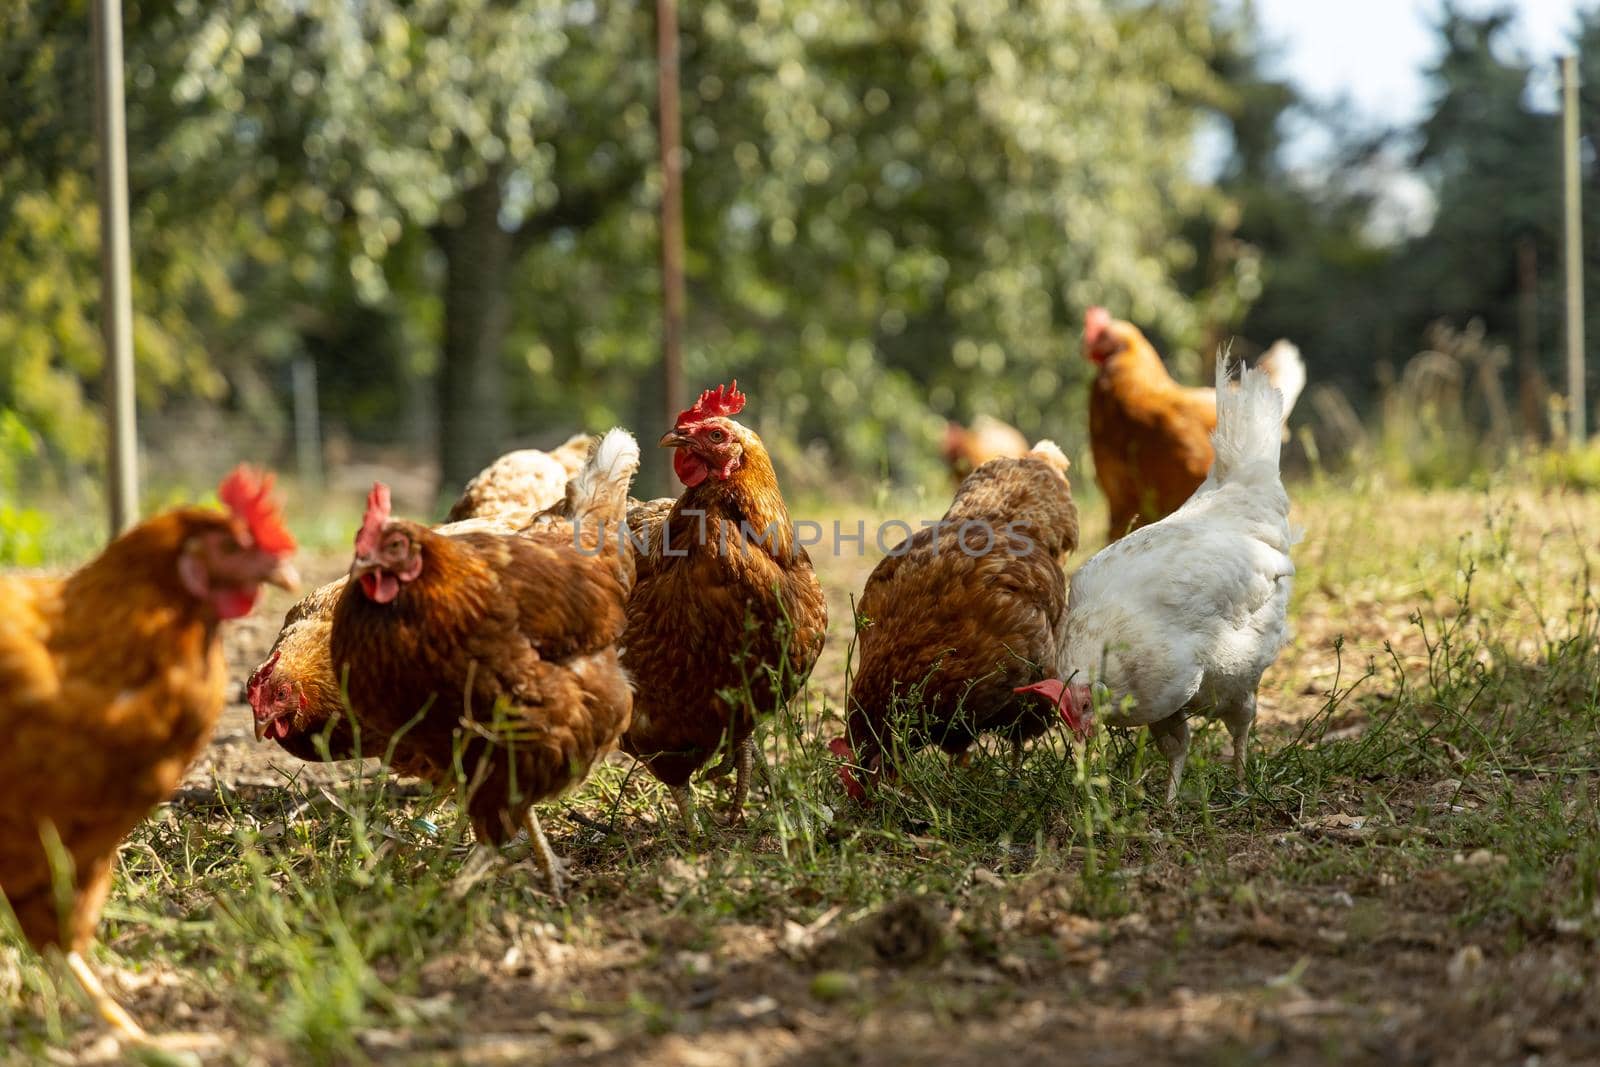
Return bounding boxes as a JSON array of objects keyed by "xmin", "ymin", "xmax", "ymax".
[
  {"xmin": 708, "ymin": 429, "xmax": 726, "ymax": 444},
  {"xmin": 385, "ymin": 535, "xmax": 407, "ymax": 554}
]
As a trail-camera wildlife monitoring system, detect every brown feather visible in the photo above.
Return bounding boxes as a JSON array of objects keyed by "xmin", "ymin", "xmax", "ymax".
[
  {"xmin": 0, "ymin": 509, "xmax": 262, "ymax": 951},
  {"xmin": 328, "ymin": 522, "xmax": 632, "ymax": 844},
  {"xmin": 844, "ymin": 457, "xmax": 1078, "ymax": 778},
  {"xmin": 620, "ymin": 426, "xmax": 827, "ymax": 789}
]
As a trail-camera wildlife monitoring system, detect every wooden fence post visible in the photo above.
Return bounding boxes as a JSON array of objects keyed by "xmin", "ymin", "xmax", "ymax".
[{"xmin": 92, "ymin": 0, "xmax": 139, "ymax": 533}]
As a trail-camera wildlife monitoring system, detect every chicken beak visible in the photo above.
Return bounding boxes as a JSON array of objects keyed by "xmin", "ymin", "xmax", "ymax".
[
  {"xmin": 658, "ymin": 429, "xmax": 692, "ymax": 449},
  {"xmin": 253, "ymin": 708, "xmax": 290, "ymax": 743},
  {"xmin": 265, "ymin": 558, "xmax": 301, "ymax": 594}
]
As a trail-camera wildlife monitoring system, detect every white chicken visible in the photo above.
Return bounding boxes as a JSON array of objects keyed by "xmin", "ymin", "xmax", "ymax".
[{"xmin": 1018, "ymin": 356, "xmax": 1296, "ymax": 802}]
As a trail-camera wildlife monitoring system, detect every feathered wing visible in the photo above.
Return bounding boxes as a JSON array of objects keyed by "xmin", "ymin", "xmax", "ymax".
[{"xmin": 547, "ymin": 432, "xmax": 597, "ymax": 480}]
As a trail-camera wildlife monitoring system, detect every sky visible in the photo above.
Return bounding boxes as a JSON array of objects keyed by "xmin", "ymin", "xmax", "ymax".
[
  {"xmin": 1243, "ymin": 0, "xmax": 1590, "ymax": 238},
  {"xmin": 1253, "ymin": 0, "xmax": 1584, "ymax": 133}
]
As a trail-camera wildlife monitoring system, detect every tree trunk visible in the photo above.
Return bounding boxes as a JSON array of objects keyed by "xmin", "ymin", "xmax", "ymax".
[{"xmin": 435, "ymin": 178, "xmax": 513, "ymax": 496}]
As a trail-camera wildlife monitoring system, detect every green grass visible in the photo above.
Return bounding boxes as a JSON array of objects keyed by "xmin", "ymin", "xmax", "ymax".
[{"xmin": 3, "ymin": 481, "xmax": 1600, "ymax": 1063}]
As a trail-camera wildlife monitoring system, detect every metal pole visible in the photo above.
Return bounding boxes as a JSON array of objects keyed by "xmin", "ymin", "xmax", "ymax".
[
  {"xmin": 657, "ymin": 0, "xmax": 686, "ymax": 467},
  {"xmin": 291, "ymin": 358, "xmax": 323, "ymax": 491},
  {"xmin": 92, "ymin": 0, "xmax": 139, "ymax": 534},
  {"xmin": 1562, "ymin": 54, "xmax": 1586, "ymax": 448}
]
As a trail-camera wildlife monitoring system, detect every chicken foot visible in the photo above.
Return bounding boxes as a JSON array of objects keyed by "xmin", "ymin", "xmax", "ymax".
[
  {"xmin": 448, "ymin": 845, "xmax": 502, "ymax": 900},
  {"xmin": 669, "ymin": 784, "xmax": 700, "ymax": 838},
  {"xmin": 448, "ymin": 812, "xmax": 566, "ymax": 900},
  {"xmin": 62, "ymin": 950, "xmax": 223, "ymax": 1052}
]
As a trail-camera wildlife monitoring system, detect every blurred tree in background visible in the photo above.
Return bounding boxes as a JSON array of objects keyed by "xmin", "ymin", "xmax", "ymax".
[
  {"xmin": 0, "ymin": 0, "xmax": 1234, "ymax": 496},
  {"xmin": 3, "ymin": 0, "xmax": 1599, "ymax": 502}
]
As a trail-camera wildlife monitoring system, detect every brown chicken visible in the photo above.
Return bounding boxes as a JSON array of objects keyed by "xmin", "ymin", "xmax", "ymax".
[
  {"xmin": 445, "ymin": 431, "xmax": 593, "ymax": 526},
  {"xmin": 1084, "ymin": 307, "xmax": 1305, "ymax": 541},
  {"xmin": 0, "ymin": 468, "xmax": 297, "ymax": 1043},
  {"xmin": 941, "ymin": 415, "xmax": 1029, "ymax": 484},
  {"xmin": 250, "ymin": 439, "xmax": 586, "ymax": 762},
  {"xmin": 621, "ymin": 382, "xmax": 828, "ymax": 831},
  {"xmin": 249, "ymin": 517, "xmax": 521, "ymax": 763},
  {"xmin": 327, "ymin": 430, "xmax": 640, "ymax": 896},
  {"xmin": 831, "ymin": 443, "xmax": 1080, "ymax": 799}
]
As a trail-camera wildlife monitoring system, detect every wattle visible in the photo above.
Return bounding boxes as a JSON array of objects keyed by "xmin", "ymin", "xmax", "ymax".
[
  {"xmin": 673, "ymin": 450, "xmax": 710, "ymax": 488},
  {"xmin": 360, "ymin": 570, "xmax": 400, "ymax": 604},
  {"xmin": 211, "ymin": 586, "xmax": 260, "ymax": 621}
]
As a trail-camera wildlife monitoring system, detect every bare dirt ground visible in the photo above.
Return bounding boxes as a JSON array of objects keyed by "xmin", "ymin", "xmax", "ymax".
[{"xmin": 12, "ymin": 486, "xmax": 1600, "ymax": 1066}]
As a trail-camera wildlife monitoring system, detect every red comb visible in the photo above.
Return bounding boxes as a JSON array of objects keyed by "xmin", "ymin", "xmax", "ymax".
[
  {"xmin": 355, "ymin": 482, "xmax": 391, "ymax": 557},
  {"xmin": 218, "ymin": 465, "xmax": 296, "ymax": 555},
  {"xmin": 1084, "ymin": 307, "xmax": 1111, "ymax": 345},
  {"xmin": 246, "ymin": 649, "xmax": 281, "ymax": 713},
  {"xmin": 675, "ymin": 380, "xmax": 746, "ymax": 428}
]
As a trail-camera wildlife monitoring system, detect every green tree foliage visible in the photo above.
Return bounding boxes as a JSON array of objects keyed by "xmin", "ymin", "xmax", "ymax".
[
  {"xmin": 3, "ymin": 0, "xmax": 1243, "ymax": 490},
  {"xmin": 515, "ymin": 0, "xmax": 1237, "ymax": 482},
  {"xmin": 1196, "ymin": 3, "xmax": 1397, "ymax": 391}
]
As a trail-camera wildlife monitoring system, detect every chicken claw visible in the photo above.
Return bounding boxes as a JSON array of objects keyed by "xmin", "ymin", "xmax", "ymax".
[{"xmin": 1149, "ymin": 714, "xmax": 1191, "ymax": 805}]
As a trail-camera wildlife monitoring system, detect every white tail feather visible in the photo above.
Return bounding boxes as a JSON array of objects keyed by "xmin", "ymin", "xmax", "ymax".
[
  {"xmin": 1257, "ymin": 339, "xmax": 1306, "ymax": 423},
  {"xmin": 1208, "ymin": 358, "xmax": 1284, "ymax": 488},
  {"xmin": 566, "ymin": 428, "xmax": 640, "ymax": 526}
]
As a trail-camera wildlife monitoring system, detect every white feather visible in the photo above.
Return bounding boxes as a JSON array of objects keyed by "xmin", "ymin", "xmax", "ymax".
[
  {"xmin": 1051, "ymin": 356, "xmax": 1295, "ymax": 735},
  {"xmin": 566, "ymin": 428, "xmax": 640, "ymax": 523},
  {"xmin": 1257, "ymin": 339, "xmax": 1307, "ymax": 423}
]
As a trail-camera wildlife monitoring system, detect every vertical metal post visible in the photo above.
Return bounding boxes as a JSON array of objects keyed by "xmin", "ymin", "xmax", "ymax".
[
  {"xmin": 92, "ymin": 0, "xmax": 139, "ymax": 534},
  {"xmin": 291, "ymin": 358, "xmax": 323, "ymax": 491},
  {"xmin": 1562, "ymin": 54, "xmax": 1586, "ymax": 447},
  {"xmin": 657, "ymin": 0, "xmax": 686, "ymax": 454}
]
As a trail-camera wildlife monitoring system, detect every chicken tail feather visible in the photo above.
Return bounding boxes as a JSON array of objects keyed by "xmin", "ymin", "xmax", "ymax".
[
  {"xmin": 566, "ymin": 428, "xmax": 641, "ymax": 531},
  {"xmin": 1208, "ymin": 357, "xmax": 1285, "ymax": 489},
  {"xmin": 1256, "ymin": 339, "xmax": 1307, "ymax": 422}
]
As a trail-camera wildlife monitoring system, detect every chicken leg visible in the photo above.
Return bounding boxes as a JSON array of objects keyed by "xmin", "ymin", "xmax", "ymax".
[
  {"xmin": 449, "ymin": 845, "xmax": 502, "ymax": 899},
  {"xmin": 1219, "ymin": 694, "xmax": 1256, "ymax": 788},
  {"xmin": 522, "ymin": 809, "xmax": 565, "ymax": 899},
  {"xmin": 669, "ymin": 784, "xmax": 699, "ymax": 837},
  {"xmin": 63, "ymin": 950, "xmax": 146, "ymax": 1043},
  {"xmin": 724, "ymin": 737, "xmax": 754, "ymax": 827},
  {"xmin": 1149, "ymin": 713, "xmax": 1192, "ymax": 805}
]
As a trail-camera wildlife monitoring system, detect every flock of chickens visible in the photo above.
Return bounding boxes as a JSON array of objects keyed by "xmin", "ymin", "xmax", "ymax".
[{"xmin": 0, "ymin": 309, "xmax": 1306, "ymax": 1047}]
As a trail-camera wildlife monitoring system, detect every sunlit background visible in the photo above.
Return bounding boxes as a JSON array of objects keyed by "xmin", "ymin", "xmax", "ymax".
[{"xmin": 3, "ymin": 0, "xmax": 1599, "ymax": 551}]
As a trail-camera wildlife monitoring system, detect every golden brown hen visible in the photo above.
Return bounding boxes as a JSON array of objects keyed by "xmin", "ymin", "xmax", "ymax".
[
  {"xmin": 832, "ymin": 443, "xmax": 1080, "ymax": 798},
  {"xmin": 620, "ymin": 383, "xmax": 828, "ymax": 831},
  {"xmin": 326, "ymin": 431, "xmax": 640, "ymax": 896},
  {"xmin": 941, "ymin": 415, "xmax": 1029, "ymax": 485},
  {"xmin": 250, "ymin": 438, "xmax": 585, "ymax": 762},
  {"xmin": 1084, "ymin": 307, "xmax": 1303, "ymax": 541},
  {"xmin": 0, "ymin": 468, "xmax": 297, "ymax": 1044}
]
